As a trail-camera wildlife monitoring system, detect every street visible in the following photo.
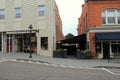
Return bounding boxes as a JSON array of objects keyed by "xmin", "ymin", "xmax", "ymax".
[{"xmin": 0, "ymin": 61, "xmax": 120, "ymax": 80}]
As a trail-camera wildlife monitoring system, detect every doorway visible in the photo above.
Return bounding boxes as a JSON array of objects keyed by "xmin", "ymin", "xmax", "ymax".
[
  {"xmin": 6, "ymin": 39, "xmax": 12, "ymax": 53},
  {"xmin": 17, "ymin": 38, "xmax": 23, "ymax": 52},
  {"xmin": 103, "ymin": 41, "xmax": 110, "ymax": 59}
]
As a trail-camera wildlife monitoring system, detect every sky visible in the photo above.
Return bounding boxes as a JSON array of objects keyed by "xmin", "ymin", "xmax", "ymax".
[{"xmin": 55, "ymin": 0, "xmax": 84, "ymax": 36}]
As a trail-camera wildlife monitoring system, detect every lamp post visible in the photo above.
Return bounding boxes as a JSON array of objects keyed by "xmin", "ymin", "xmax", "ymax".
[{"xmin": 28, "ymin": 25, "xmax": 33, "ymax": 58}]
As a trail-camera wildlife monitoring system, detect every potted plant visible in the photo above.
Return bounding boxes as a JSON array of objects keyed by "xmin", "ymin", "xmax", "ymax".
[
  {"xmin": 76, "ymin": 49, "xmax": 85, "ymax": 59},
  {"xmin": 76, "ymin": 49, "xmax": 92, "ymax": 59},
  {"xmin": 83, "ymin": 49, "xmax": 92, "ymax": 59},
  {"xmin": 53, "ymin": 49, "xmax": 67, "ymax": 58}
]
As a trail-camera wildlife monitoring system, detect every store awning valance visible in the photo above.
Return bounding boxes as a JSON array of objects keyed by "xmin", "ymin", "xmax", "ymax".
[
  {"xmin": 96, "ymin": 33, "xmax": 120, "ymax": 40},
  {"xmin": 59, "ymin": 34, "xmax": 86, "ymax": 43},
  {"xmin": 6, "ymin": 30, "xmax": 38, "ymax": 34}
]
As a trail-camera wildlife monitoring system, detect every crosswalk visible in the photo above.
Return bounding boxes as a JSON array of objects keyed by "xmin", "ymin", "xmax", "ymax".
[
  {"xmin": 10, "ymin": 59, "xmax": 120, "ymax": 75},
  {"xmin": 0, "ymin": 59, "xmax": 120, "ymax": 75}
]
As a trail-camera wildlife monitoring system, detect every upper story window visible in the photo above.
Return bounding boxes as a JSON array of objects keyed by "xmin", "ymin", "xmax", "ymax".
[
  {"xmin": 102, "ymin": 9, "xmax": 120, "ymax": 25},
  {"xmin": 0, "ymin": 9, "xmax": 5, "ymax": 19},
  {"xmin": 15, "ymin": 8, "xmax": 21, "ymax": 18},
  {"xmin": 38, "ymin": 5, "xmax": 45, "ymax": 16},
  {"xmin": 117, "ymin": 10, "xmax": 120, "ymax": 24}
]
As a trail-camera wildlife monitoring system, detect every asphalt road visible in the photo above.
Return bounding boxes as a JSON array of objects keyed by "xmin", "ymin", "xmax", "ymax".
[{"xmin": 0, "ymin": 61, "xmax": 120, "ymax": 80}]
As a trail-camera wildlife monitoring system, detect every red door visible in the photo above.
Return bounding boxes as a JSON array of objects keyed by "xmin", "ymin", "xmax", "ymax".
[{"xmin": 6, "ymin": 39, "xmax": 12, "ymax": 53}]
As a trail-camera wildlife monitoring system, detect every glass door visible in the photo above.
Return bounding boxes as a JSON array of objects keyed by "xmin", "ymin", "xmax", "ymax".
[
  {"xmin": 112, "ymin": 41, "xmax": 120, "ymax": 57},
  {"xmin": 103, "ymin": 41, "xmax": 110, "ymax": 59}
]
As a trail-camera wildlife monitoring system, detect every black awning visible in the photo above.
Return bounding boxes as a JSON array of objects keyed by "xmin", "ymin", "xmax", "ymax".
[
  {"xmin": 96, "ymin": 33, "xmax": 120, "ymax": 40},
  {"xmin": 60, "ymin": 34, "xmax": 86, "ymax": 43}
]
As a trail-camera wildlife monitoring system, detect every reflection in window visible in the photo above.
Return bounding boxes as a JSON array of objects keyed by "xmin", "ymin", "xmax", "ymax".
[
  {"xmin": 102, "ymin": 9, "xmax": 120, "ymax": 24},
  {"xmin": 41, "ymin": 37, "xmax": 48, "ymax": 50},
  {"xmin": 112, "ymin": 42, "xmax": 120, "ymax": 56},
  {"xmin": 107, "ymin": 10, "xmax": 115, "ymax": 24},
  {"xmin": 102, "ymin": 10, "xmax": 106, "ymax": 24},
  {"xmin": 15, "ymin": 8, "xmax": 21, "ymax": 18},
  {"xmin": 0, "ymin": 9, "xmax": 5, "ymax": 19},
  {"xmin": 38, "ymin": 5, "xmax": 45, "ymax": 16},
  {"xmin": 96, "ymin": 42, "xmax": 101, "ymax": 54},
  {"xmin": 117, "ymin": 10, "xmax": 120, "ymax": 24}
]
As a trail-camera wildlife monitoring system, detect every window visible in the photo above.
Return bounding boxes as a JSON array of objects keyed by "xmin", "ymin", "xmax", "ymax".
[
  {"xmin": 102, "ymin": 9, "xmax": 120, "ymax": 24},
  {"xmin": 41, "ymin": 37, "xmax": 48, "ymax": 50},
  {"xmin": 107, "ymin": 9, "xmax": 115, "ymax": 24},
  {"xmin": 15, "ymin": 8, "xmax": 21, "ymax": 18},
  {"xmin": 38, "ymin": 5, "xmax": 45, "ymax": 16},
  {"xmin": 117, "ymin": 10, "xmax": 120, "ymax": 24},
  {"xmin": 0, "ymin": 9, "xmax": 5, "ymax": 19},
  {"xmin": 102, "ymin": 10, "xmax": 106, "ymax": 24}
]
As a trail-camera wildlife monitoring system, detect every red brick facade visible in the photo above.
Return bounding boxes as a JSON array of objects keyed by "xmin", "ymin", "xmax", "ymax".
[
  {"xmin": 55, "ymin": 3, "xmax": 64, "ymax": 41},
  {"xmin": 78, "ymin": 0, "xmax": 120, "ymax": 58}
]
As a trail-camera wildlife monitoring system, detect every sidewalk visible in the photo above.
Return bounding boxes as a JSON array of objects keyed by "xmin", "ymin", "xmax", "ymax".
[{"xmin": 0, "ymin": 52, "xmax": 120, "ymax": 68}]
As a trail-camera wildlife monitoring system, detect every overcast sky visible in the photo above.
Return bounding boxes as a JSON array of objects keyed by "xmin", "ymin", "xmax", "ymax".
[{"xmin": 55, "ymin": 0, "xmax": 84, "ymax": 36}]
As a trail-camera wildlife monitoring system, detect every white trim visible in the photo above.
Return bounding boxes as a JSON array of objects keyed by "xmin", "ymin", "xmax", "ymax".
[
  {"xmin": 109, "ymin": 41, "xmax": 113, "ymax": 58},
  {"xmin": 2, "ymin": 32, "xmax": 4, "ymax": 53},
  {"xmin": 102, "ymin": 9, "xmax": 120, "ymax": 25},
  {"xmin": 89, "ymin": 29, "xmax": 120, "ymax": 33}
]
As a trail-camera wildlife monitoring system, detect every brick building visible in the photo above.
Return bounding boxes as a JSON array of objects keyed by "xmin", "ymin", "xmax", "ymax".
[
  {"xmin": 0, "ymin": 0, "xmax": 63, "ymax": 57},
  {"xmin": 78, "ymin": 0, "xmax": 120, "ymax": 59}
]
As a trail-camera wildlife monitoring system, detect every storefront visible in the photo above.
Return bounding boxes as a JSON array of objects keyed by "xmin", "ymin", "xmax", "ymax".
[
  {"xmin": 96, "ymin": 33, "xmax": 120, "ymax": 59},
  {"xmin": 5, "ymin": 31, "xmax": 37, "ymax": 53}
]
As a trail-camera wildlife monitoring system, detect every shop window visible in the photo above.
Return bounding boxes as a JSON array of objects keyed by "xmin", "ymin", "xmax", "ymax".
[
  {"xmin": 41, "ymin": 37, "xmax": 48, "ymax": 50},
  {"xmin": 112, "ymin": 44, "xmax": 120, "ymax": 56},
  {"xmin": 7, "ymin": 34, "xmax": 12, "ymax": 38},
  {"xmin": 96, "ymin": 42, "xmax": 101, "ymax": 54}
]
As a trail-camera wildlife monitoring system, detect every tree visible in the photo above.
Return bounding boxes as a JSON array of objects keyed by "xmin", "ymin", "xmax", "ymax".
[{"xmin": 65, "ymin": 33, "xmax": 74, "ymax": 39}]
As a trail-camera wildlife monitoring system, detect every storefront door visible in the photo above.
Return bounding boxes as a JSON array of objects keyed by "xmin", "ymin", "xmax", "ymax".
[
  {"xmin": 103, "ymin": 41, "xmax": 110, "ymax": 59},
  {"xmin": 6, "ymin": 39, "xmax": 12, "ymax": 53},
  {"xmin": 17, "ymin": 38, "xmax": 23, "ymax": 52}
]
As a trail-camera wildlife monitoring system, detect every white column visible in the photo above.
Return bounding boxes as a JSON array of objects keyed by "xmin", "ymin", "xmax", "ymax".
[
  {"xmin": 86, "ymin": 32, "xmax": 90, "ymax": 49},
  {"xmin": 109, "ymin": 41, "xmax": 113, "ymax": 58},
  {"xmin": 101, "ymin": 41, "xmax": 103, "ymax": 58},
  {"xmin": 12, "ymin": 35, "xmax": 15, "ymax": 53}
]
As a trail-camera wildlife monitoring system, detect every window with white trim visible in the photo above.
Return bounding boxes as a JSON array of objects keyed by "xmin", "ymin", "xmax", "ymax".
[
  {"xmin": 102, "ymin": 9, "xmax": 120, "ymax": 25},
  {"xmin": 15, "ymin": 8, "xmax": 21, "ymax": 18},
  {"xmin": 117, "ymin": 10, "xmax": 120, "ymax": 24},
  {"xmin": 41, "ymin": 37, "xmax": 48, "ymax": 50},
  {"xmin": 38, "ymin": 5, "xmax": 45, "ymax": 16},
  {"xmin": 0, "ymin": 9, "xmax": 5, "ymax": 19}
]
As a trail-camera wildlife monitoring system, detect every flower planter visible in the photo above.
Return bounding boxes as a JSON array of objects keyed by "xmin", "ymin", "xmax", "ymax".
[
  {"xmin": 76, "ymin": 51, "xmax": 86, "ymax": 59},
  {"xmin": 53, "ymin": 50, "xmax": 67, "ymax": 58},
  {"xmin": 76, "ymin": 50, "xmax": 92, "ymax": 59}
]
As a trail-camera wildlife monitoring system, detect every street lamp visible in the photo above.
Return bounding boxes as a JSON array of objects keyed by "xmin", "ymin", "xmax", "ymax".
[{"xmin": 28, "ymin": 25, "xmax": 33, "ymax": 58}]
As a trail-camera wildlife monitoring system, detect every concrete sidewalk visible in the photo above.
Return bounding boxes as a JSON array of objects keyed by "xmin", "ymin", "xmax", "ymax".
[{"xmin": 0, "ymin": 52, "xmax": 120, "ymax": 68}]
